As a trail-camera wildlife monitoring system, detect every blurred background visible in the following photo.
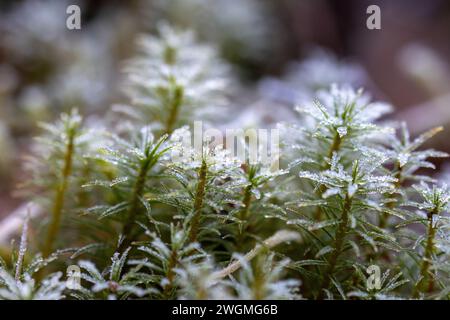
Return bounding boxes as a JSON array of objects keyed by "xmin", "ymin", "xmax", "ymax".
[{"xmin": 1, "ymin": 0, "xmax": 450, "ymax": 219}]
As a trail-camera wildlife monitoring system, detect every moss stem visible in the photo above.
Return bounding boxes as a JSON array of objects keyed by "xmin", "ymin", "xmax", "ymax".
[
  {"xmin": 162, "ymin": 249, "xmax": 178, "ymax": 299},
  {"xmin": 240, "ymin": 185, "xmax": 253, "ymax": 223},
  {"xmin": 188, "ymin": 159, "xmax": 208, "ymax": 243},
  {"xmin": 165, "ymin": 85, "xmax": 183, "ymax": 135},
  {"xmin": 236, "ymin": 184, "xmax": 253, "ymax": 251},
  {"xmin": 413, "ymin": 210, "xmax": 437, "ymax": 298},
  {"xmin": 42, "ymin": 128, "xmax": 75, "ymax": 257},
  {"xmin": 118, "ymin": 155, "xmax": 153, "ymax": 252},
  {"xmin": 318, "ymin": 193, "xmax": 352, "ymax": 299},
  {"xmin": 379, "ymin": 163, "xmax": 402, "ymax": 229},
  {"xmin": 314, "ymin": 132, "xmax": 342, "ymax": 221}
]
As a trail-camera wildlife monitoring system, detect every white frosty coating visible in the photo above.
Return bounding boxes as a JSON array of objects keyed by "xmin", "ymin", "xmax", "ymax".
[
  {"xmin": 411, "ymin": 182, "xmax": 449, "ymax": 214},
  {"xmin": 0, "ymin": 271, "xmax": 65, "ymax": 300},
  {"xmin": 124, "ymin": 23, "xmax": 230, "ymax": 129},
  {"xmin": 337, "ymin": 126, "xmax": 348, "ymax": 138},
  {"xmin": 15, "ymin": 214, "xmax": 29, "ymax": 281},
  {"xmin": 175, "ymin": 257, "xmax": 233, "ymax": 300},
  {"xmin": 384, "ymin": 123, "xmax": 448, "ymax": 177},
  {"xmin": 76, "ymin": 248, "xmax": 156, "ymax": 299},
  {"xmin": 291, "ymin": 84, "xmax": 394, "ymax": 156},
  {"xmin": 226, "ymin": 252, "xmax": 300, "ymax": 299},
  {"xmin": 298, "ymin": 152, "xmax": 397, "ymax": 199},
  {"xmin": 0, "ymin": 209, "xmax": 66, "ymax": 299},
  {"xmin": 311, "ymin": 85, "xmax": 392, "ymax": 123},
  {"xmin": 0, "ymin": 203, "xmax": 42, "ymax": 245},
  {"xmin": 165, "ymin": 122, "xmax": 285, "ymax": 175},
  {"xmin": 165, "ymin": 126, "xmax": 242, "ymax": 174}
]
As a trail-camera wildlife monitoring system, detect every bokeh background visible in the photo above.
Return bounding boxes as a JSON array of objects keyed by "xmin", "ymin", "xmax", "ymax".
[{"xmin": 1, "ymin": 0, "xmax": 450, "ymax": 219}]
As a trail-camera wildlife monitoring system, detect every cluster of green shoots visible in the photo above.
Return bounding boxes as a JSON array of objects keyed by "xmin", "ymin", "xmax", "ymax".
[{"xmin": 1, "ymin": 24, "xmax": 449, "ymax": 300}]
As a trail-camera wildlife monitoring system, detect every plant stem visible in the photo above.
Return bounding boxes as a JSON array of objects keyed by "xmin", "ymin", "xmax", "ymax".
[
  {"xmin": 163, "ymin": 249, "xmax": 178, "ymax": 299},
  {"xmin": 240, "ymin": 185, "xmax": 253, "ymax": 223},
  {"xmin": 379, "ymin": 163, "xmax": 402, "ymax": 229},
  {"xmin": 240, "ymin": 184, "xmax": 253, "ymax": 224},
  {"xmin": 314, "ymin": 132, "xmax": 342, "ymax": 220},
  {"xmin": 15, "ymin": 215, "xmax": 29, "ymax": 280},
  {"xmin": 42, "ymin": 128, "xmax": 75, "ymax": 258},
  {"xmin": 165, "ymin": 85, "xmax": 183, "ymax": 135},
  {"xmin": 413, "ymin": 210, "xmax": 437, "ymax": 298},
  {"xmin": 327, "ymin": 132, "xmax": 342, "ymax": 162},
  {"xmin": 236, "ymin": 184, "xmax": 253, "ymax": 251},
  {"xmin": 118, "ymin": 156, "xmax": 153, "ymax": 252},
  {"xmin": 318, "ymin": 194, "xmax": 352, "ymax": 299},
  {"xmin": 188, "ymin": 159, "xmax": 208, "ymax": 242},
  {"xmin": 252, "ymin": 259, "xmax": 265, "ymax": 300}
]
